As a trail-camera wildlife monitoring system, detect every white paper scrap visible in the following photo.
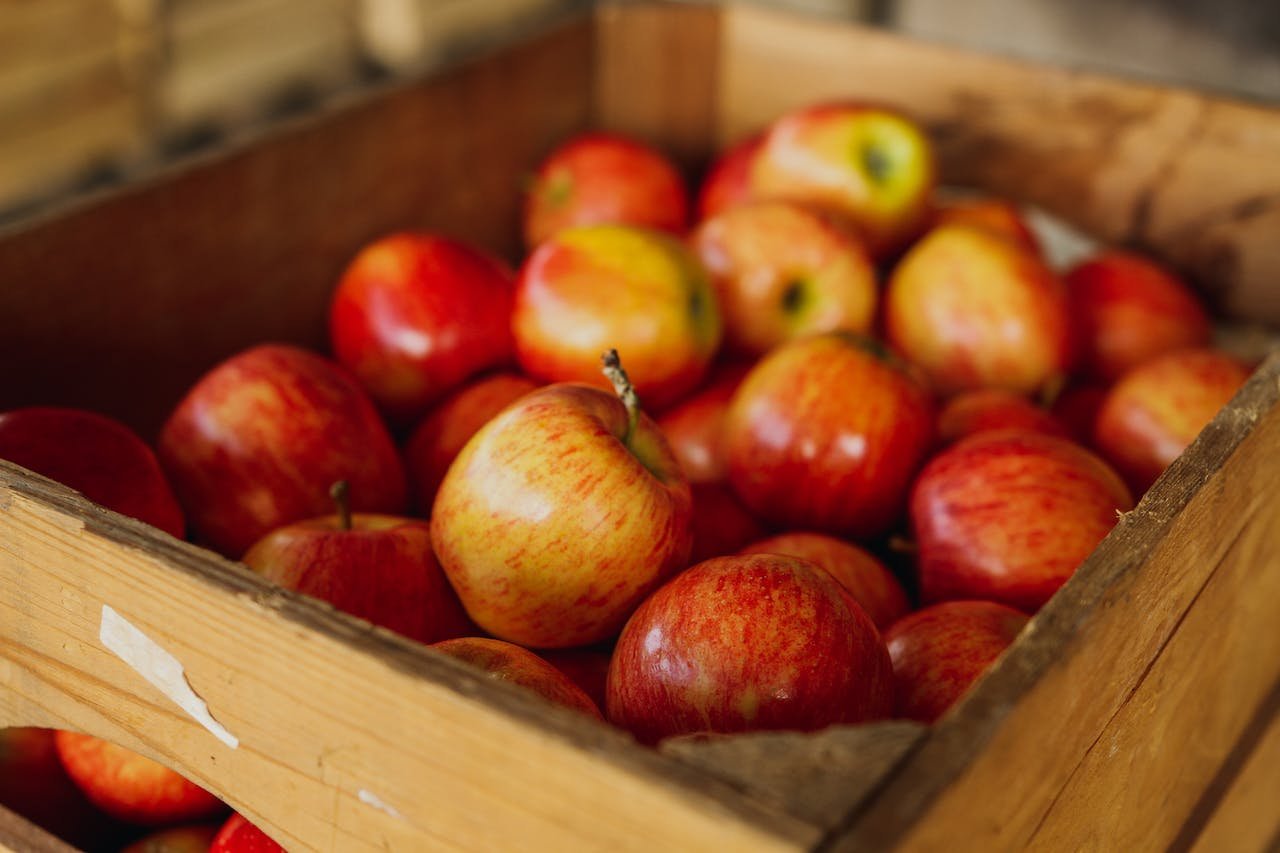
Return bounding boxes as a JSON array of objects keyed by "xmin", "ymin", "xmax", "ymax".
[
  {"xmin": 99, "ymin": 604, "xmax": 239, "ymax": 749},
  {"xmin": 358, "ymin": 789, "xmax": 405, "ymax": 820}
]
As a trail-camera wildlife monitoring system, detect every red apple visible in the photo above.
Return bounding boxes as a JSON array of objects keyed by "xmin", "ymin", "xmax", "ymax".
[
  {"xmin": 122, "ymin": 823, "xmax": 221, "ymax": 852},
  {"xmin": 691, "ymin": 201, "xmax": 877, "ymax": 356},
  {"xmin": 937, "ymin": 389, "xmax": 1069, "ymax": 445},
  {"xmin": 886, "ymin": 224, "xmax": 1074, "ymax": 396},
  {"xmin": 405, "ymin": 372, "xmax": 539, "ymax": 512},
  {"xmin": 1093, "ymin": 348, "xmax": 1252, "ymax": 494},
  {"xmin": 328, "ymin": 233, "xmax": 516, "ymax": 423},
  {"xmin": 885, "ymin": 601, "xmax": 1029, "ymax": 723},
  {"xmin": 606, "ymin": 554, "xmax": 893, "ymax": 743},
  {"xmin": 723, "ymin": 332, "xmax": 935, "ymax": 540},
  {"xmin": 739, "ymin": 532, "xmax": 908, "ymax": 630},
  {"xmin": 1066, "ymin": 250, "xmax": 1211, "ymax": 382},
  {"xmin": 696, "ymin": 133, "xmax": 764, "ymax": 221},
  {"xmin": 523, "ymin": 132, "xmax": 688, "ymax": 249},
  {"xmin": 242, "ymin": 486, "xmax": 471, "ymax": 644},
  {"xmin": 0, "ymin": 407, "xmax": 184, "ymax": 537},
  {"xmin": 431, "ymin": 637, "xmax": 603, "ymax": 718},
  {"xmin": 157, "ymin": 344, "xmax": 407, "ymax": 557},
  {"xmin": 541, "ymin": 646, "xmax": 613, "ymax": 712},
  {"xmin": 513, "ymin": 224, "xmax": 722, "ymax": 411},
  {"xmin": 688, "ymin": 482, "xmax": 768, "ymax": 564},
  {"xmin": 931, "ymin": 197, "xmax": 1040, "ymax": 256},
  {"xmin": 750, "ymin": 102, "xmax": 937, "ymax": 258},
  {"xmin": 912, "ymin": 430, "xmax": 1133, "ymax": 612},
  {"xmin": 211, "ymin": 814, "xmax": 283, "ymax": 852},
  {"xmin": 431, "ymin": 354, "xmax": 693, "ymax": 647},
  {"xmin": 655, "ymin": 362, "xmax": 751, "ymax": 483},
  {"xmin": 53, "ymin": 732, "xmax": 225, "ymax": 826},
  {"xmin": 1050, "ymin": 381, "xmax": 1111, "ymax": 444}
]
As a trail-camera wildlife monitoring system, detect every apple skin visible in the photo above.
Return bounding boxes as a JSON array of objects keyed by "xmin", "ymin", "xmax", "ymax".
[
  {"xmin": 750, "ymin": 102, "xmax": 937, "ymax": 258},
  {"xmin": 0, "ymin": 407, "xmax": 184, "ymax": 537},
  {"xmin": 431, "ymin": 382, "xmax": 693, "ymax": 648},
  {"xmin": 513, "ymin": 225, "xmax": 723, "ymax": 411},
  {"xmin": 329, "ymin": 233, "xmax": 517, "ymax": 424},
  {"xmin": 931, "ymin": 197, "xmax": 1040, "ymax": 256},
  {"xmin": 210, "ymin": 814, "xmax": 283, "ymax": 852},
  {"xmin": 523, "ymin": 132, "xmax": 688, "ymax": 249},
  {"xmin": 1066, "ymin": 250, "xmax": 1211, "ymax": 382},
  {"xmin": 405, "ymin": 372, "xmax": 539, "ymax": 512},
  {"xmin": 696, "ymin": 133, "xmax": 764, "ymax": 221},
  {"xmin": 157, "ymin": 344, "xmax": 407, "ymax": 558},
  {"xmin": 122, "ymin": 823, "xmax": 221, "ymax": 853},
  {"xmin": 885, "ymin": 601, "xmax": 1029, "ymax": 724},
  {"xmin": 53, "ymin": 732, "xmax": 226, "ymax": 827},
  {"xmin": 691, "ymin": 201, "xmax": 877, "ymax": 357},
  {"xmin": 606, "ymin": 554, "xmax": 893, "ymax": 744},
  {"xmin": 242, "ymin": 513, "xmax": 472, "ymax": 644},
  {"xmin": 655, "ymin": 362, "xmax": 751, "ymax": 484},
  {"xmin": 1050, "ymin": 382, "xmax": 1110, "ymax": 445},
  {"xmin": 912, "ymin": 430, "xmax": 1133, "ymax": 613},
  {"xmin": 431, "ymin": 637, "xmax": 604, "ymax": 719},
  {"xmin": 541, "ymin": 646, "xmax": 614, "ymax": 712},
  {"xmin": 688, "ymin": 482, "xmax": 769, "ymax": 564},
  {"xmin": 937, "ymin": 389, "xmax": 1070, "ymax": 445},
  {"xmin": 723, "ymin": 332, "xmax": 935, "ymax": 540},
  {"xmin": 886, "ymin": 224, "xmax": 1074, "ymax": 397},
  {"xmin": 1093, "ymin": 348, "xmax": 1252, "ymax": 495},
  {"xmin": 739, "ymin": 532, "xmax": 908, "ymax": 630}
]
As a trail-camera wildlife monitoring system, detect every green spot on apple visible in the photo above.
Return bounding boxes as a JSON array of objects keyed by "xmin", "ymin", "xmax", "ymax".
[
  {"xmin": 860, "ymin": 143, "xmax": 892, "ymax": 186},
  {"xmin": 780, "ymin": 279, "xmax": 807, "ymax": 316},
  {"xmin": 543, "ymin": 169, "xmax": 574, "ymax": 208}
]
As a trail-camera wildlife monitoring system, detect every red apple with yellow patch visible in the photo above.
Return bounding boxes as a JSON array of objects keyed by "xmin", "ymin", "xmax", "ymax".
[
  {"xmin": 696, "ymin": 133, "xmax": 764, "ymax": 221},
  {"xmin": 931, "ymin": 197, "xmax": 1040, "ymax": 256},
  {"xmin": 0, "ymin": 728, "xmax": 125, "ymax": 847},
  {"xmin": 211, "ymin": 814, "xmax": 283, "ymax": 852},
  {"xmin": 432, "ymin": 637, "xmax": 603, "ymax": 718}
]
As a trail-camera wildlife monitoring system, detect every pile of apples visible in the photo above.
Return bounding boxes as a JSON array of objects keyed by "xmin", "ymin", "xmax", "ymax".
[{"xmin": 1, "ymin": 101, "xmax": 1255, "ymax": 849}]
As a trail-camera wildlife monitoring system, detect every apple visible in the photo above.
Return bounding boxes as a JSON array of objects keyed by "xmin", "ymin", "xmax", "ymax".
[
  {"xmin": 931, "ymin": 197, "xmax": 1040, "ymax": 256},
  {"xmin": 122, "ymin": 823, "xmax": 221, "ymax": 852},
  {"xmin": 937, "ymin": 389, "xmax": 1069, "ymax": 445},
  {"xmin": 0, "ymin": 407, "xmax": 184, "ymax": 537},
  {"xmin": 1066, "ymin": 250, "xmax": 1211, "ymax": 382},
  {"xmin": 912, "ymin": 430, "xmax": 1133, "ymax": 612},
  {"xmin": 1093, "ymin": 348, "xmax": 1252, "ymax": 494},
  {"xmin": 606, "ymin": 553, "xmax": 893, "ymax": 744},
  {"xmin": 688, "ymin": 482, "xmax": 768, "ymax": 564},
  {"xmin": 241, "ymin": 482, "xmax": 472, "ymax": 644},
  {"xmin": 655, "ymin": 362, "xmax": 751, "ymax": 483},
  {"xmin": 211, "ymin": 814, "xmax": 283, "ymax": 852},
  {"xmin": 523, "ymin": 132, "xmax": 688, "ymax": 249},
  {"xmin": 328, "ymin": 233, "xmax": 517, "ymax": 423},
  {"xmin": 513, "ymin": 224, "xmax": 723, "ymax": 411},
  {"xmin": 53, "ymin": 732, "xmax": 225, "ymax": 826},
  {"xmin": 885, "ymin": 600, "xmax": 1029, "ymax": 723},
  {"xmin": 1050, "ymin": 381, "xmax": 1110, "ymax": 444},
  {"xmin": 696, "ymin": 133, "xmax": 764, "ymax": 221},
  {"xmin": 739, "ymin": 532, "xmax": 908, "ymax": 630},
  {"xmin": 885, "ymin": 223, "xmax": 1074, "ymax": 396},
  {"xmin": 431, "ymin": 637, "xmax": 603, "ymax": 718},
  {"xmin": 723, "ymin": 332, "xmax": 935, "ymax": 540},
  {"xmin": 541, "ymin": 646, "xmax": 613, "ymax": 712},
  {"xmin": 405, "ymin": 372, "xmax": 539, "ymax": 512},
  {"xmin": 157, "ymin": 344, "xmax": 407, "ymax": 558},
  {"xmin": 750, "ymin": 102, "xmax": 937, "ymax": 258},
  {"xmin": 690, "ymin": 200, "xmax": 877, "ymax": 356},
  {"xmin": 431, "ymin": 352, "xmax": 693, "ymax": 647}
]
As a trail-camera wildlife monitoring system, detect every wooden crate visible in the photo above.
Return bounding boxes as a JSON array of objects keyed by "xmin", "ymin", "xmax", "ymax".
[{"xmin": 1, "ymin": 2, "xmax": 1279, "ymax": 850}]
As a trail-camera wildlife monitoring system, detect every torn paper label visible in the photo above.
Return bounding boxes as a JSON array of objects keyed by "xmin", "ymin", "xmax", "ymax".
[
  {"xmin": 358, "ymin": 789, "xmax": 405, "ymax": 820},
  {"xmin": 99, "ymin": 604, "xmax": 239, "ymax": 749}
]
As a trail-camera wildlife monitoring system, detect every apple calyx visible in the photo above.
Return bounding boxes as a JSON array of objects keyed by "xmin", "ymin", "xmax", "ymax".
[
  {"xmin": 601, "ymin": 348, "xmax": 641, "ymax": 447},
  {"xmin": 330, "ymin": 480, "xmax": 352, "ymax": 532}
]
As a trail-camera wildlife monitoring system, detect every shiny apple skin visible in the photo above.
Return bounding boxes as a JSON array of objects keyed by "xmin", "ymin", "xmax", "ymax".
[
  {"xmin": 750, "ymin": 102, "xmax": 937, "ymax": 258},
  {"xmin": 405, "ymin": 372, "xmax": 539, "ymax": 512},
  {"xmin": 0, "ymin": 407, "xmax": 184, "ymax": 538},
  {"xmin": 242, "ymin": 513, "xmax": 471, "ymax": 644},
  {"xmin": 696, "ymin": 133, "xmax": 764, "ymax": 221},
  {"xmin": 724, "ymin": 333, "xmax": 935, "ymax": 540},
  {"xmin": 53, "ymin": 732, "xmax": 225, "ymax": 826},
  {"xmin": 157, "ymin": 344, "xmax": 407, "ymax": 558},
  {"xmin": 431, "ymin": 383, "xmax": 693, "ymax": 648},
  {"xmin": 937, "ymin": 389, "xmax": 1070, "ymax": 445},
  {"xmin": 606, "ymin": 554, "xmax": 893, "ymax": 744},
  {"xmin": 912, "ymin": 430, "xmax": 1133, "ymax": 613},
  {"xmin": 542, "ymin": 645, "xmax": 614, "ymax": 711},
  {"xmin": 432, "ymin": 637, "xmax": 603, "ymax": 719},
  {"xmin": 931, "ymin": 197, "xmax": 1041, "ymax": 256},
  {"xmin": 886, "ymin": 224, "xmax": 1074, "ymax": 396},
  {"xmin": 329, "ymin": 233, "xmax": 516, "ymax": 424},
  {"xmin": 688, "ymin": 482, "xmax": 768, "ymax": 564},
  {"xmin": 513, "ymin": 225, "xmax": 723, "ymax": 411},
  {"xmin": 1093, "ymin": 348, "xmax": 1251, "ymax": 495},
  {"xmin": 656, "ymin": 362, "xmax": 751, "ymax": 483},
  {"xmin": 523, "ymin": 132, "xmax": 688, "ymax": 249},
  {"xmin": 885, "ymin": 601, "xmax": 1029, "ymax": 723},
  {"xmin": 122, "ymin": 823, "xmax": 221, "ymax": 853},
  {"xmin": 739, "ymin": 532, "xmax": 908, "ymax": 630},
  {"xmin": 1066, "ymin": 250, "xmax": 1211, "ymax": 382},
  {"xmin": 210, "ymin": 814, "xmax": 283, "ymax": 852},
  {"xmin": 691, "ymin": 201, "xmax": 877, "ymax": 356}
]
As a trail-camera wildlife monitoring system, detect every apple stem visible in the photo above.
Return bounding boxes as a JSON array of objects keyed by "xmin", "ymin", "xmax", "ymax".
[
  {"xmin": 601, "ymin": 349, "xmax": 640, "ymax": 446},
  {"xmin": 330, "ymin": 480, "xmax": 352, "ymax": 531},
  {"xmin": 888, "ymin": 535, "xmax": 918, "ymax": 555}
]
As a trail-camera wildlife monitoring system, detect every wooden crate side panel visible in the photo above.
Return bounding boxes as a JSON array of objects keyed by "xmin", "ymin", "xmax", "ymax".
[{"xmin": 717, "ymin": 4, "xmax": 1280, "ymax": 325}]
